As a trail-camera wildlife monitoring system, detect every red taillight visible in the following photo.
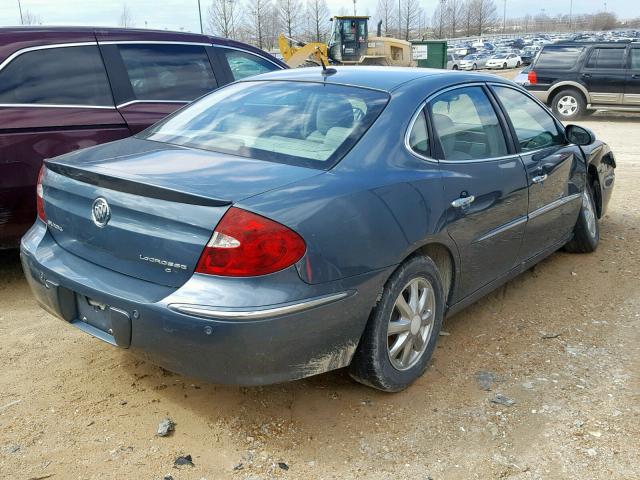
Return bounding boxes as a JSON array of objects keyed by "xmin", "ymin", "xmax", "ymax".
[
  {"xmin": 528, "ymin": 70, "xmax": 537, "ymax": 84},
  {"xmin": 36, "ymin": 165, "xmax": 46, "ymax": 222},
  {"xmin": 195, "ymin": 207, "xmax": 306, "ymax": 277}
]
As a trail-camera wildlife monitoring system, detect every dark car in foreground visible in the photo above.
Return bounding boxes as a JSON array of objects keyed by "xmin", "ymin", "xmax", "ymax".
[
  {"xmin": 21, "ymin": 67, "xmax": 616, "ymax": 391},
  {"xmin": 526, "ymin": 42, "xmax": 640, "ymax": 120},
  {"xmin": 0, "ymin": 27, "xmax": 285, "ymax": 249}
]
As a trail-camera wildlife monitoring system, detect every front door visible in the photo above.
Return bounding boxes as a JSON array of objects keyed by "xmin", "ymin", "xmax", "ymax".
[
  {"xmin": 490, "ymin": 84, "xmax": 585, "ymax": 260},
  {"xmin": 428, "ymin": 85, "xmax": 529, "ymax": 299},
  {"xmin": 581, "ymin": 46, "xmax": 627, "ymax": 105},
  {"xmin": 624, "ymin": 47, "xmax": 640, "ymax": 106}
]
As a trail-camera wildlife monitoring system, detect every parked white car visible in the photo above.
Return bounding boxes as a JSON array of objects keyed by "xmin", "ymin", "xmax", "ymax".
[
  {"xmin": 459, "ymin": 54, "xmax": 489, "ymax": 70},
  {"xmin": 486, "ymin": 53, "xmax": 522, "ymax": 69}
]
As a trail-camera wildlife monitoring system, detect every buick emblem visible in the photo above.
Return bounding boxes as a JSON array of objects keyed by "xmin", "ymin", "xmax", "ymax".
[{"xmin": 91, "ymin": 197, "xmax": 111, "ymax": 228}]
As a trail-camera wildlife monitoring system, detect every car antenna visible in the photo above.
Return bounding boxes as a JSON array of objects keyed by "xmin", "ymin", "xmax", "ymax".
[{"xmin": 319, "ymin": 57, "xmax": 337, "ymax": 76}]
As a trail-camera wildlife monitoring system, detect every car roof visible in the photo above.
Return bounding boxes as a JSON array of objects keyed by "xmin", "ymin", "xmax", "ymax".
[{"xmin": 241, "ymin": 66, "xmax": 512, "ymax": 93}]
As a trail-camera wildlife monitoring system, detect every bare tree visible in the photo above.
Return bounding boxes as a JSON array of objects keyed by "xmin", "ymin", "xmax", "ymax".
[
  {"xmin": 432, "ymin": 0, "xmax": 448, "ymax": 39},
  {"xmin": 207, "ymin": 0, "xmax": 241, "ymax": 38},
  {"xmin": 471, "ymin": 0, "xmax": 497, "ymax": 35},
  {"xmin": 374, "ymin": 0, "xmax": 397, "ymax": 37},
  {"xmin": 461, "ymin": 0, "xmax": 476, "ymax": 36},
  {"xmin": 277, "ymin": 0, "xmax": 303, "ymax": 41},
  {"xmin": 400, "ymin": 0, "xmax": 422, "ymax": 40},
  {"xmin": 246, "ymin": 0, "xmax": 272, "ymax": 49},
  {"xmin": 305, "ymin": 0, "xmax": 330, "ymax": 43},
  {"xmin": 118, "ymin": 4, "xmax": 134, "ymax": 28},
  {"xmin": 21, "ymin": 10, "xmax": 42, "ymax": 25},
  {"xmin": 447, "ymin": 0, "xmax": 464, "ymax": 37}
]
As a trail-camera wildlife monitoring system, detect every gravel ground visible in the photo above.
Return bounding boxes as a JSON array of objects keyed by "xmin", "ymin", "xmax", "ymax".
[{"xmin": 1, "ymin": 92, "xmax": 639, "ymax": 479}]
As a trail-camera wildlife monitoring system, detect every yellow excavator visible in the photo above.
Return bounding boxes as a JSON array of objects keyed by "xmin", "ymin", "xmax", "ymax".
[{"xmin": 278, "ymin": 16, "xmax": 412, "ymax": 68}]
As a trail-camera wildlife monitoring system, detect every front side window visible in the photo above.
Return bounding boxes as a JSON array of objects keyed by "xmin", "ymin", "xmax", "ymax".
[
  {"xmin": 219, "ymin": 49, "xmax": 279, "ymax": 81},
  {"xmin": 493, "ymin": 86, "xmax": 564, "ymax": 152},
  {"xmin": 118, "ymin": 44, "xmax": 217, "ymax": 101},
  {"xmin": 141, "ymin": 81, "xmax": 388, "ymax": 169},
  {"xmin": 586, "ymin": 48, "xmax": 626, "ymax": 69},
  {"xmin": 429, "ymin": 86, "xmax": 508, "ymax": 161},
  {"xmin": 632, "ymin": 49, "xmax": 640, "ymax": 70},
  {"xmin": 0, "ymin": 45, "xmax": 112, "ymax": 106}
]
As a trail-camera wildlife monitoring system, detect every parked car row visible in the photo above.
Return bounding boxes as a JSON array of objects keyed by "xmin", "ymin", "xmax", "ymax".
[{"xmin": 0, "ymin": 27, "xmax": 286, "ymax": 249}]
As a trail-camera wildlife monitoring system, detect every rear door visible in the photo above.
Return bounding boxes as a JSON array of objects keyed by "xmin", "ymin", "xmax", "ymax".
[
  {"xmin": 0, "ymin": 42, "xmax": 129, "ymax": 245},
  {"xmin": 99, "ymin": 42, "xmax": 219, "ymax": 133},
  {"xmin": 428, "ymin": 85, "xmax": 529, "ymax": 299},
  {"xmin": 581, "ymin": 46, "xmax": 627, "ymax": 105},
  {"xmin": 490, "ymin": 84, "xmax": 584, "ymax": 260},
  {"xmin": 624, "ymin": 47, "xmax": 640, "ymax": 106}
]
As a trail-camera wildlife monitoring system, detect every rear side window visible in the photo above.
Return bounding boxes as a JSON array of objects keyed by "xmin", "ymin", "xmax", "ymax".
[
  {"xmin": 408, "ymin": 110, "xmax": 429, "ymax": 157},
  {"xmin": 141, "ymin": 81, "xmax": 388, "ymax": 169},
  {"xmin": 429, "ymin": 86, "xmax": 507, "ymax": 161},
  {"xmin": 535, "ymin": 46, "xmax": 583, "ymax": 69},
  {"xmin": 0, "ymin": 45, "xmax": 112, "ymax": 106},
  {"xmin": 118, "ymin": 44, "xmax": 217, "ymax": 101},
  {"xmin": 219, "ymin": 49, "xmax": 279, "ymax": 81},
  {"xmin": 493, "ymin": 86, "xmax": 564, "ymax": 152},
  {"xmin": 585, "ymin": 48, "xmax": 626, "ymax": 69}
]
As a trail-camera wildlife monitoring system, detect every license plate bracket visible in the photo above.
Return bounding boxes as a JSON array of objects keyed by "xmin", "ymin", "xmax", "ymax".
[{"xmin": 75, "ymin": 295, "xmax": 131, "ymax": 348}]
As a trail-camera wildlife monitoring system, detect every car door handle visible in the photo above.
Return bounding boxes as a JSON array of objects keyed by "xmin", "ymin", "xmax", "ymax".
[
  {"xmin": 532, "ymin": 174, "xmax": 548, "ymax": 184},
  {"xmin": 632, "ymin": 74, "xmax": 640, "ymax": 79},
  {"xmin": 581, "ymin": 73, "xmax": 592, "ymax": 79},
  {"xmin": 451, "ymin": 195, "xmax": 475, "ymax": 208}
]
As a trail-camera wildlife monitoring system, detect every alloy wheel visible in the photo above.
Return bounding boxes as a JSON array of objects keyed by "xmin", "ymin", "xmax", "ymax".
[
  {"xmin": 557, "ymin": 95, "xmax": 578, "ymax": 117},
  {"xmin": 583, "ymin": 188, "xmax": 597, "ymax": 238},
  {"xmin": 387, "ymin": 277, "xmax": 436, "ymax": 371}
]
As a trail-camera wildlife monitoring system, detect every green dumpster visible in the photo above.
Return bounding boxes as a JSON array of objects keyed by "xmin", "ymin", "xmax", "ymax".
[{"xmin": 411, "ymin": 40, "xmax": 447, "ymax": 69}]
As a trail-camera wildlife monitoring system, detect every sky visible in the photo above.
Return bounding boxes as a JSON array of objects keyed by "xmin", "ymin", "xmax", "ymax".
[{"xmin": 0, "ymin": 0, "xmax": 637, "ymax": 32}]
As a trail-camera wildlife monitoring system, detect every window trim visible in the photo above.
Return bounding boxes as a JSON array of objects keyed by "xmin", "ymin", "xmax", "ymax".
[
  {"xmin": 421, "ymin": 82, "xmax": 518, "ymax": 164},
  {"xmin": 404, "ymin": 100, "xmax": 436, "ymax": 163},
  {"xmin": 0, "ymin": 42, "xmax": 116, "ymax": 108}
]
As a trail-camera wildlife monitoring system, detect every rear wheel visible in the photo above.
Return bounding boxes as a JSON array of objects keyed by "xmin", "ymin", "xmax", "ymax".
[
  {"xmin": 452, "ymin": 64, "xmax": 458, "ymax": 70},
  {"xmin": 502, "ymin": 62, "xmax": 507, "ymax": 69},
  {"xmin": 349, "ymin": 255, "xmax": 444, "ymax": 392},
  {"xmin": 565, "ymin": 181, "xmax": 599, "ymax": 253},
  {"xmin": 516, "ymin": 60, "xmax": 521, "ymax": 67},
  {"xmin": 551, "ymin": 89, "xmax": 586, "ymax": 120}
]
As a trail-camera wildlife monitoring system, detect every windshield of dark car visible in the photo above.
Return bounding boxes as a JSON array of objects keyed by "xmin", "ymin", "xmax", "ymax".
[{"xmin": 140, "ymin": 80, "xmax": 389, "ymax": 169}]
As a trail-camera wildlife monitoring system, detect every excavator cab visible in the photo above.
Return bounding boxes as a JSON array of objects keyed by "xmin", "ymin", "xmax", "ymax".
[{"xmin": 328, "ymin": 16, "xmax": 369, "ymax": 63}]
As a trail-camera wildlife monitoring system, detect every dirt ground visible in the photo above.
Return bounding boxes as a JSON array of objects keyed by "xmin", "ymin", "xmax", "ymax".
[{"xmin": 1, "ymin": 75, "xmax": 639, "ymax": 480}]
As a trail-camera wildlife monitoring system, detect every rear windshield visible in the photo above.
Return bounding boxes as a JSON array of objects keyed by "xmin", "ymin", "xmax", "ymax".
[
  {"xmin": 140, "ymin": 80, "xmax": 388, "ymax": 169},
  {"xmin": 535, "ymin": 46, "xmax": 584, "ymax": 69}
]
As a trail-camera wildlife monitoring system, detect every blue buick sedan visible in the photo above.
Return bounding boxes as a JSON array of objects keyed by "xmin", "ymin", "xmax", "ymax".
[{"xmin": 21, "ymin": 67, "xmax": 616, "ymax": 391}]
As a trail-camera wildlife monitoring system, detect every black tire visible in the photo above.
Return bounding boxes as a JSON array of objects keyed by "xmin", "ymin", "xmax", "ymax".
[
  {"xmin": 565, "ymin": 181, "xmax": 599, "ymax": 253},
  {"xmin": 472, "ymin": 63, "xmax": 477, "ymax": 70},
  {"xmin": 349, "ymin": 255, "xmax": 445, "ymax": 392},
  {"xmin": 452, "ymin": 65, "xmax": 458, "ymax": 70},
  {"xmin": 551, "ymin": 88, "xmax": 586, "ymax": 121},
  {"xmin": 502, "ymin": 62, "xmax": 507, "ymax": 69},
  {"xmin": 516, "ymin": 60, "xmax": 521, "ymax": 67}
]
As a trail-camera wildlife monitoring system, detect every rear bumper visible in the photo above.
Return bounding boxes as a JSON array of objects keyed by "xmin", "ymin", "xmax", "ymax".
[{"xmin": 21, "ymin": 223, "xmax": 389, "ymax": 385}]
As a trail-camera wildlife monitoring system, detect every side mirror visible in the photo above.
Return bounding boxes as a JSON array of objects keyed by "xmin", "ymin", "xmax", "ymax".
[{"xmin": 565, "ymin": 124, "xmax": 595, "ymax": 146}]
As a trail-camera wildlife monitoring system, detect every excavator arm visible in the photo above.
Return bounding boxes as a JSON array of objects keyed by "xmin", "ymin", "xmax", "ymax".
[{"xmin": 278, "ymin": 33, "xmax": 329, "ymax": 68}]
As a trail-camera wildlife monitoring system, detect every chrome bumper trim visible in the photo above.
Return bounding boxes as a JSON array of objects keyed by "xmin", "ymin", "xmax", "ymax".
[{"xmin": 168, "ymin": 291, "xmax": 352, "ymax": 320}]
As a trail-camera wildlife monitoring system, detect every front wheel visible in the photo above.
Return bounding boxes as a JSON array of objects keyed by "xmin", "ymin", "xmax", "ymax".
[
  {"xmin": 472, "ymin": 63, "xmax": 477, "ymax": 70},
  {"xmin": 516, "ymin": 60, "xmax": 521, "ymax": 67},
  {"xmin": 565, "ymin": 182, "xmax": 599, "ymax": 253},
  {"xmin": 349, "ymin": 255, "xmax": 444, "ymax": 392},
  {"xmin": 452, "ymin": 65, "xmax": 458, "ymax": 70},
  {"xmin": 503, "ymin": 62, "xmax": 507, "ymax": 69}
]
